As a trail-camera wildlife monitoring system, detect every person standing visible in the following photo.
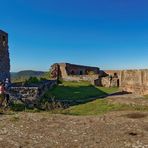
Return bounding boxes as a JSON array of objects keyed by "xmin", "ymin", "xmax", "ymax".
[
  {"xmin": 4, "ymin": 78, "xmax": 10, "ymax": 90},
  {"xmin": 0, "ymin": 82, "xmax": 5, "ymax": 107},
  {"xmin": 4, "ymin": 78, "xmax": 10, "ymax": 105}
]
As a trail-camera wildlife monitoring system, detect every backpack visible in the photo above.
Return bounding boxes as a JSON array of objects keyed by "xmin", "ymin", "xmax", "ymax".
[{"xmin": 0, "ymin": 85, "xmax": 4, "ymax": 94}]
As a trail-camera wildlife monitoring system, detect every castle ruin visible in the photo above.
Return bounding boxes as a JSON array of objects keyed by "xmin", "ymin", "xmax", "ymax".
[
  {"xmin": 50, "ymin": 63, "xmax": 122, "ymax": 89},
  {"xmin": 0, "ymin": 30, "xmax": 10, "ymax": 82},
  {"xmin": 50, "ymin": 63, "xmax": 109, "ymax": 85},
  {"xmin": 51, "ymin": 63, "xmax": 100, "ymax": 78},
  {"xmin": 0, "ymin": 29, "xmax": 146, "ymax": 95}
]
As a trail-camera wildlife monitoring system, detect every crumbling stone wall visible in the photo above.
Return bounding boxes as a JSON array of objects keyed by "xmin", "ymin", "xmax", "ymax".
[
  {"xmin": 101, "ymin": 77, "xmax": 119, "ymax": 87},
  {"xmin": 50, "ymin": 63, "xmax": 121, "ymax": 88},
  {"xmin": 51, "ymin": 63, "xmax": 61, "ymax": 79},
  {"xmin": 50, "ymin": 63, "xmax": 107, "ymax": 85},
  {"xmin": 120, "ymin": 69, "xmax": 148, "ymax": 95},
  {"xmin": 10, "ymin": 80, "xmax": 57, "ymax": 100},
  {"xmin": 65, "ymin": 63, "xmax": 100, "ymax": 76},
  {"xmin": 0, "ymin": 30, "xmax": 10, "ymax": 82},
  {"xmin": 51, "ymin": 63, "xmax": 100, "ymax": 79},
  {"xmin": 100, "ymin": 70, "xmax": 120, "ymax": 87}
]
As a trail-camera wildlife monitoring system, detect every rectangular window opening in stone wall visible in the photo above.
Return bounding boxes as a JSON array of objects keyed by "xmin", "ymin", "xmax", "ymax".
[
  {"xmin": 80, "ymin": 70, "xmax": 83, "ymax": 75},
  {"xmin": 2, "ymin": 35, "xmax": 6, "ymax": 46}
]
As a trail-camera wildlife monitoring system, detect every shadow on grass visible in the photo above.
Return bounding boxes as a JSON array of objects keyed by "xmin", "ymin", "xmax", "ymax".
[
  {"xmin": 42, "ymin": 82, "xmax": 120, "ymax": 107},
  {"xmin": 5, "ymin": 82, "xmax": 124, "ymax": 113},
  {"xmin": 108, "ymin": 91, "xmax": 131, "ymax": 97}
]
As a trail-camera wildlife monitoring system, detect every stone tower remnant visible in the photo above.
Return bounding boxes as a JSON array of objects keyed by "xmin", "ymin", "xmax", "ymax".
[{"xmin": 0, "ymin": 30, "xmax": 10, "ymax": 82}]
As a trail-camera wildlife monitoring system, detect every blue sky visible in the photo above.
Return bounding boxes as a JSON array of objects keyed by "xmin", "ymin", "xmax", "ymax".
[{"xmin": 1, "ymin": 0, "xmax": 148, "ymax": 72}]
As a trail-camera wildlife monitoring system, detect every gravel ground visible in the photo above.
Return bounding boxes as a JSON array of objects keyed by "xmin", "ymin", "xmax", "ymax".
[{"xmin": 0, "ymin": 110, "xmax": 148, "ymax": 148}]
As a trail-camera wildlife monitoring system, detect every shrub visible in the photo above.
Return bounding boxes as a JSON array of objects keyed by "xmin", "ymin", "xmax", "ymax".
[
  {"xmin": 40, "ymin": 77, "xmax": 48, "ymax": 81},
  {"xmin": 87, "ymin": 71, "xmax": 95, "ymax": 75},
  {"xmin": 25, "ymin": 77, "xmax": 39, "ymax": 84}
]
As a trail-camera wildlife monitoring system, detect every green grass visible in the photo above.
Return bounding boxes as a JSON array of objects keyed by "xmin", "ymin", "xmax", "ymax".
[
  {"xmin": 44, "ymin": 81, "xmax": 119, "ymax": 100},
  {"xmin": 10, "ymin": 102, "xmax": 41, "ymax": 112},
  {"xmin": 10, "ymin": 102, "xmax": 26, "ymax": 111},
  {"xmin": 144, "ymin": 95, "xmax": 148, "ymax": 99},
  {"xmin": 62, "ymin": 99, "xmax": 148, "ymax": 116},
  {"xmin": 10, "ymin": 114, "xmax": 20, "ymax": 122}
]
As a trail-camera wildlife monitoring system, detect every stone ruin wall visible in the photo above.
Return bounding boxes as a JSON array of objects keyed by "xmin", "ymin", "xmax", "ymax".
[
  {"xmin": 10, "ymin": 80, "xmax": 57, "ymax": 101},
  {"xmin": 100, "ymin": 70, "xmax": 121, "ymax": 87},
  {"xmin": 51, "ymin": 63, "xmax": 101, "ymax": 84},
  {"xmin": 51, "ymin": 63, "xmax": 120, "ymax": 86},
  {"xmin": 101, "ymin": 77, "xmax": 119, "ymax": 87},
  {"xmin": 59, "ymin": 63, "xmax": 68, "ymax": 78},
  {"xmin": 65, "ymin": 63, "xmax": 100, "ymax": 75},
  {"xmin": 120, "ymin": 69, "xmax": 148, "ymax": 95},
  {"xmin": 51, "ymin": 63, "xmax": 148, "ymax": 95},
  {"xmin": 62, "ymin": 74, "xmax": 100, "ymax": 85},
  {"xmin": 102, "ymin": 69, "xmax": 148, "ymax": 95},
  {"xmin": 0, "ymin": 30, "xmax": 10, "ymax": 82},
  {"xmin": 58, "ymin": 63, "xmax": 100, "ymax": 78},
  {"xmin": 59, "ymin": 63, "xmax": 101, "ymax": 85}
]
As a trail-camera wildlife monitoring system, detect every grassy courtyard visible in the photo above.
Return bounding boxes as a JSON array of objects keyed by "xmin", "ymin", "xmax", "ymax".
[
  {"xmin": 42, "ymin": 81, "xmax": 148, "ymax": 116},
  {"xmin": 44, "ymin": 81, "xmax": 119, "ymax": 101},
  {"xmin": 62, "ymin": 99, "xmax": 148, "ymax": 115},
  {"xmin": 3, "ymin": 81, "xmax": 148, "ymax": 116}
]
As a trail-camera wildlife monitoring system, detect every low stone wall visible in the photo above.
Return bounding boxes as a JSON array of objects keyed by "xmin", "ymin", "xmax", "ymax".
[
  {"xmin": 9, "ymin": 80, "xmax": 57, "ymax": 100},
  {"xmin": 120, "ymin": 69, "xmax": 148, "ymax": 95},
  {"xmin": 62, "ymin": 75, "xmax": 100, "ymax": 85}
]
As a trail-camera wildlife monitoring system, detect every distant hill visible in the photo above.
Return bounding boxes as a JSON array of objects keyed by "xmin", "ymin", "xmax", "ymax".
[{"xmin": 11, "ymin": 70, "xmax": 47, "ymax": 82}]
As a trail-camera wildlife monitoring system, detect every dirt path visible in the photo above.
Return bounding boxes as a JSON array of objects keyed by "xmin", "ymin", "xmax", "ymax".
[
  {"xmin": 0, "ymin": 110, "xmax": 148, "ymax": 148},
  {"xmin": 107, "ymin": 94, "xmax": 148, "ymax": 106}
]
